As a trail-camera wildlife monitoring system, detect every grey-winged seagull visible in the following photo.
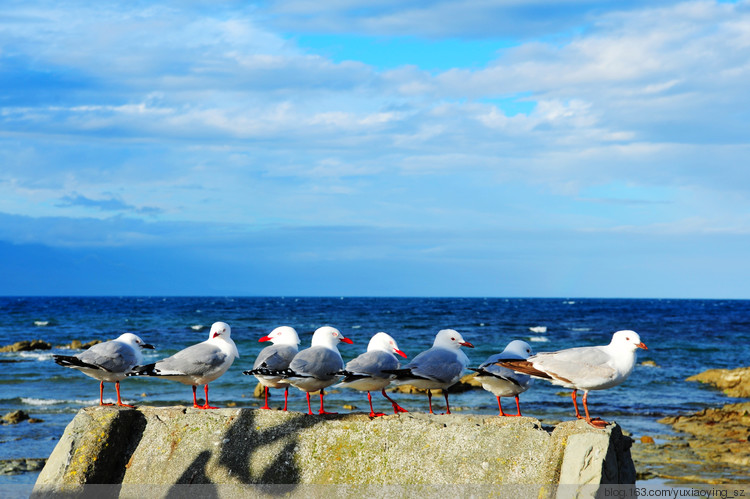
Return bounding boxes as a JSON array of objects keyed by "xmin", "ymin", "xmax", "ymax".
[
  {"xmin": 469, "ymin": 340, "xmax": 534, "ymax": 417},
  {"xmin": 385, "ymin": 329, "xmax": 473, "ymax": 414},
  {"xmin": 495, "ymin": 330, "xmax": 647, "ymax": 427},
  {"xmin": 128, "ymin": 321, "xmax": 239, "ymax": 409},
  {"xmin": 251, "ymin": 326, "xmax": 352, "ymax": 415},
  {"xmin": 337, "ymin": 332, "xmax": 408, "ymax": 417},
  {"xmin": 53, "ymin": 333, "xmax": 154, "ymax": 408},
  {"xmin": 242, "ymin": 326, "xmax": 300, "ymax": 411}
]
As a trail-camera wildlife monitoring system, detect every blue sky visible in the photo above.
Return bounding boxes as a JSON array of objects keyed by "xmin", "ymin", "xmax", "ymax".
[{"xmin": 1, "ymin": 0, "xmax": 749, "ymax": 298}]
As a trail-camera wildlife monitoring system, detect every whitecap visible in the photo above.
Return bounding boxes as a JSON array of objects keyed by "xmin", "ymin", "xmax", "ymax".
[
  {"xmin": 529, "ymin": 336, "xmax": 549, "ymax": 342},
  {"xmin": 21, "ymin": 397, "xmax": 68, "ymax": 406},
  {"xmin": 571, "ymin": 327, "xmax": 591, "ymax": 332},
  {"xmin": 529, "ymin": 326, "xmax": 547, "ymax": 333},
  {"xmin": 34, "ymin": 321, "xmax": 49, "ymax": 327},
  {"xmin": 191, "ymin": 325, "xmax": 204, "ymax": 331},
  {"xmin": 17, "ymin": 351, "xmax": 54, "ymax": 361},
  {"xmin": 351, "ymin": 325, "xmax": 361, "ymax": 329}
]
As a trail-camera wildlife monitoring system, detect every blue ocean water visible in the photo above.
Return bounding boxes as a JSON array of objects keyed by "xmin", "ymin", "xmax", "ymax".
[{"xmin": 1, "ymin": 296, "xmax": 748, "ymax": 485}]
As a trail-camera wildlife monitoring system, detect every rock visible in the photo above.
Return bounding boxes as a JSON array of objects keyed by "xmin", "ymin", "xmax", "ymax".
[
  {"xmin": 687, "ymin": 366, "xmax": 750, "ymax": 398},
  {"xmin": 253, "ymin": 382, "xmax": 265, "ymax": 398},
  {"xmin": 2, "ymin": 410, "xmax": 30, "ymax": 425},
  {"xmin": 639, "ymin": 436, "xmax": 654, "ymax": 444},
  {"xmin": 56, "ymin": 339, "xmax": 103, "ymax": 350},
  {"xmin": 34, "ymin": 406, "xmax": 635, "ymax": 493},
  {"xmin": 0, "ymin": 340, "xmax": 52, "ymax": 352},
  {"xmin": 659, "ymin": 402, "xmax": 750, "ymax": 468},
  {"xmin": 0, "ymin": 458, "xmax": 47, "ymax": 475}
]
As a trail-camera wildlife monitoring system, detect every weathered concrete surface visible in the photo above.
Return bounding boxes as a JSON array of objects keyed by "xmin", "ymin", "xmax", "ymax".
[{"xmin": 33, "ymin": 406, "xmax": 634, "ymax": 495}]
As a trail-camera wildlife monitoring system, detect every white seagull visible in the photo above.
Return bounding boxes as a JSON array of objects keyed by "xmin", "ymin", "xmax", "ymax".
[
  {"xmin": 254, "ymin": 326, "xmax": 352, "ymax": 415},
  {"xmin": 53, "ymin": 333, "xmax": 154, "ymax": 408},
  {"xmin": 128, "ymin": 321, "xmax": 239, "ymax": 409},
  {"xmin": 386, "ymin": 329, "xmax": 474, "ymax": 414},
  {"xmin": 469, "ymin": 340, "xmax": 534, "ymax": 417},
  {"xmin": 337, "ymin": 332, "xmax": 408, "ymax": 417},
  {"xmin": 243, "ymin": 326, "xmax": 300, "ymax": 411},
  {"xmin": 495, "ymin": 330, "xmax": 647, "ymax": 428}
]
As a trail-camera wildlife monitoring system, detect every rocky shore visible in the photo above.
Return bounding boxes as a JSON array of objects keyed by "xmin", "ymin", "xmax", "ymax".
[{"xmin": 630, "ymin": 366, "xmax": 750, "ymax": 484}]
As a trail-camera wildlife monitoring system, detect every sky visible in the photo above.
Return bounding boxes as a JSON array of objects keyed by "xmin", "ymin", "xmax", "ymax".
[{"xmin": 1, "ymin": 0, "xmax": 749, "ymax": 298}]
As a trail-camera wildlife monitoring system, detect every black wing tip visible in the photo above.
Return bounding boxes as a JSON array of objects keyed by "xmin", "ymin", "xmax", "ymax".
[
  {"xmin": 53, "ymin": 355, "xmax": 104, "ymax": 371},
  {"xmin": 126, "ymin": 363, "xmax": 157, "ymax": 377},
  {"xmin": 245, "ymin": 367, "xmax": 297, "ymax": 377}
]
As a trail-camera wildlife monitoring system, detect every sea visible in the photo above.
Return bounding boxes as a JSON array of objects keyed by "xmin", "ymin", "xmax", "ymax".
[{"xmin": 1, "ymin": 296, "xmax": 748, "ymax": 487}]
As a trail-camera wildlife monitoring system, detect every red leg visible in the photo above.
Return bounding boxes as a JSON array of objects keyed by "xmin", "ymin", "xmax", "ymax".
[
  {"xmin": 115, "ymin": 381, "xmax": 135, "ymax": 408},
  {"xmin": 513, "ymin": 394, "xmax": 522, "ymax": 417},
  {"xmin": 427, "ymin": 389, "xmax": 434, "ymax": 414},
  {"xmin": 99, "ymin": 381, "xmax": 113, "ymax": 406},
  {"xmin": 318, "ymin": 389, "xmax": 337, "ymax": 415},
  {"xmin": 571, "ymin": 389, "xmax": 583, "ymax": 419},
  {"xmin": 199, "ymin": 384, "xmax": 218, "ymax": 409},
  {"xmin": 496, "ymin": 396, "xmax": 507, "ymax": 416},
  {"xmin": 192, "ymin": 385, "xmax": 200, "ymax": 408},
  {"xmin": 367, "ymin": 392, "xmax": 386, "ymax": 417},
  {"xmin": 443, "ymin": 391, "xmax": 452, "ymax": 415},
  {"xmin": 283, "ymin": 386, "xmax": 289, "ymax": 412},
  {"xmin": 260, "ymin": 386, "xmax": 271, "ymax": 410},
  {"xmin": 381, "ymin": 389, "xmax": 408, "ymax": 413},
  {"xmin": 305, "ymin": 392, "xmax": 314, "ymax": 415},
  {"xmin": 582, "ymin": 391, "xmax": 608, "ymax": 428}
]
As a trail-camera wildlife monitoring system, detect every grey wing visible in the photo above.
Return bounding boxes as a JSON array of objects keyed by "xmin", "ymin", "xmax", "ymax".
[
  {"xmin": 78, "ymin": 341, "xmax": 137, "ymax": 373},
  {"xmin": 408, "ymin": 348, "xmax": 464, "ymax": 384},
  {"xmin": 254, "ymin": 345, "xmax": 297, "ymax": 370},
  {"xmin": 345, "ymin": 351, "xmax": 399, "ymax": 378},
  {"xmin": 532, "ymin": 346, "xmax": 616, "ymax": 382},
  {"xmin": 290, "ymin": 347, "xmax": 343, "ymax": 378},
  {"xmin": 475, "ymin": 362, "xmax": 531, "ymax": 386},
  {"xmin": 156, "ymin": 343, "xmax": 228, "ymax": 376}
]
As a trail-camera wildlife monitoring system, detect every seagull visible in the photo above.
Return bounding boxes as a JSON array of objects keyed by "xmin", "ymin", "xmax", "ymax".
[
  {"xmin": 128, "ymin": 321, "xmax": 239, "ymax": 409},
  {"xmin": 252, "ymin": 326, "xmax": 352, "ymax": 415},
  {"xmin": 385, "ymin": 329, "xmax": 474, "ymax": 414},
  {"xmin": 469, "ymin": 340, "xmax": 534, "ymax": 417},
  {"xmin": 336, "ymin": 332, "xmax": 409, "ymax": 417},
  {"xmin": 495, "ymin": 330, "xmax": 647, "ymax": 428},
  {"xmin": 53, "ymin": 333, "xmax": 154, "ymax": 408},
  {"xmin": 242, "ymin": 326, "xmax": 300, "ymax": 411}
]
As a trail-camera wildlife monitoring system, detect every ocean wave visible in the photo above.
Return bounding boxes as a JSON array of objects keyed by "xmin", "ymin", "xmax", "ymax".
[
  {"xmin": 528, "ymin": 326, "xmax": 547, "ymax": 333},
  {"xmin": 190, "ymin": 325, "xmax": 204, "ymax": 331},
  {"xmin": 16, "ymin": 352, "xmax": 54, "ymax": 361},
  {"xmin": 34, "ymin": 321, "xmax": 49, "ymax": 327},
  {"xmin": 529, "ymin": 336, "xmax": 549, "ymax": 342},
  {"xmin": 571, "ymin": 327, "xmax": 591, "ymax": 332},
  {"xmin": 20, "ymin": 397, "xmax": 99, "ymax": 406}
]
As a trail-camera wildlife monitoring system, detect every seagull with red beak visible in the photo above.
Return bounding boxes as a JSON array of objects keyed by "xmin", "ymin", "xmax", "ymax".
[
  {"xmin": 128, "ymin": 321, "xmax": 238, "ymax": 409},
  {"xmin": 254, "ymin": 326, "xmax": 353, "ymax": 415},
  {"xmin": 336, "ymin": 332, "xmax": 409, "ymax": 417},
  {"xmin": 385, "ymin": 329, "xmax": 474, "ymax": 414},
  {"xmin": 243, "ymin": 326, "xmax": 300, "ymax": 410},
  {"xmin": 495, "ymin": 330, "xmax": 647, "ymax": 428}
]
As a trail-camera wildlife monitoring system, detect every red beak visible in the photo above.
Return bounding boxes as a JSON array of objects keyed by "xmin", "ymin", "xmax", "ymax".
[
  {"xmin": 340, "ymin": 337, "xmax": 353, "ymax": 344},
  {"xmin": 637, "ymin": 342, "xmax": 648, "ymax": 350},
  {"xmin": 258, "ymin": 335, "xmax": 272, "ymax": 342},
  {"xmin": 394, "ymin": 349, "xmax": 407, "ymax": 359},
  {"xmin": 212, "ymin": 332, "xmax": 219, "ymax": 339},
  {"xmin": 460, "ymin": 341, "xmax": 474, "ymax": 348}
]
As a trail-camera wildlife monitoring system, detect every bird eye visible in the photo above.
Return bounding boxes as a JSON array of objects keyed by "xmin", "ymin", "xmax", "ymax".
[
  {"xmin": 451, "ymin": 337, "xmax": 456, "ymax": 341},
  {"xmin": 333, "ymin": 332, "xmax": 338, "ymax": 337}
]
